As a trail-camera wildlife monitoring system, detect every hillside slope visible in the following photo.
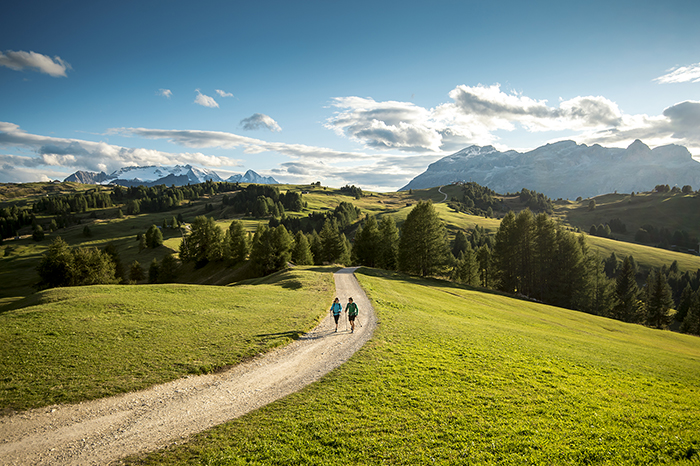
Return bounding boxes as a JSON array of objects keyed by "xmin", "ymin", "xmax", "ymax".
[{"xmin": 132, "ymin": 268, "xmax": 700, "ymax": 465}]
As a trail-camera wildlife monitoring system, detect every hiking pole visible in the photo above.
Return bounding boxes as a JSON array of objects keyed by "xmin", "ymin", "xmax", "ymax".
[{"xmin": 355, "ymin": 316, "xmax": 362, "ymax": 328}]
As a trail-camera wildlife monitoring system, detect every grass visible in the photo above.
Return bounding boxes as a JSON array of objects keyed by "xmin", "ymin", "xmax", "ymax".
[
  {"xmin": 127, "ymin": 268, "xmax": 700, "ymax": 465},
  {"xmin": 585, "ymin": 235, "xmax": 700, "ymax": 274},
  {"xmin": 0, "ymin": 267, "xmax": 335, "ymax": 413},
  {"xmin": 559, "ymin": 191, "xmax": 700, "ymax": 244}
]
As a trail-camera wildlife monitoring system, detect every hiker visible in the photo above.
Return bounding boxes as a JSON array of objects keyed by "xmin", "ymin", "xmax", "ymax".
[
  {"xmin": 346, "ymin": 297, "xmax": 359, "ymax": 333},
  {"xmin": 330, "ymin": 297, "xmax": 342, "ymax": 332}
]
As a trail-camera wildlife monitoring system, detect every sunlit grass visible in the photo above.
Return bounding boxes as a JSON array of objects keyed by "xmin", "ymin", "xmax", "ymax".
[
  {"xmin": 0, "ymin": 267, "xmax": 335, "ymax": 412},
  {"xmin": 128, "ymin": 268, "xmax": 700, "ymax": 465}
]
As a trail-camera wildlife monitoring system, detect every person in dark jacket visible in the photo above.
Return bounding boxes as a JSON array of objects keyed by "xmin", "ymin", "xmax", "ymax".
[{"xmin": 346, "ymin": 297, "xmax": 358, "ymax": 333}]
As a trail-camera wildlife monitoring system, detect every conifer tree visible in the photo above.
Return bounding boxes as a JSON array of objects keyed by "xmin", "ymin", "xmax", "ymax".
[
  {"xmin": 129, "ymin": 260, "xmax": 145, "ymax": 282},
  {"xmin": 452, "ymin": 246, "xmax": 478, "ymax": 285},
  {"xmin": 377, "ymin": 215, "xmax": 399, "ymax": 271},
  {"xmin": 148, "ymin": 258, "xmax": 160, "ymax": 283},
  {"xmin": 291, "ymin": 230, "xmax": 314, "ymax": 265},
  {"xmin": 179, "ymin": 216, "xmax": 223, "ymax": 267},
  {"xmin": 37, "ymin": 237, "xmax": 73, "ymax": 288},
  {"xmin": 452, "ymin": 230, "xmax": 469, "ymax": 258},
  {"xmin": 249, "ymin": 224, "xmax": 293, "ymax": 275},
  {"xmin": 223, "ymin": 220, "xmax": 249, "ymax": 264},
  {"xmin": 476, "ymin": 245, "xmax": 492, "ymax": 288},
  {"xmin": 319, "ymin": 218, "xmax": 346, "ymax": 264},
  {"xmin": 159, "ymin": 254, "xmax": 178, "ymax": 283},
  {"xmin": 680, "ymin": 290, "xmax": 700, "ymax": 335},
  {"xmin": 398, "ymin": 200, "xmax": 449, "ymax": 277},
  {"xmin": 352, "ymin": 215, "xmax": 380, "ymax": 267},
  {"xmin": 145, "ymin": 224, "xmax": 163, "ymax": 248},
  {"xmin": 676, "ymin": 284, "xmax": 695, "ymax": 324},
  {"xmin": 612, "ymin": 256, "xmax": 641, "ymax": 323},
  {"xmin": 309, "ymin": 231, "xmax": 324, "ymax": 266},
  {"xmin": 644, "ymin": 269, "xmax": 674, "ymax": 328}
]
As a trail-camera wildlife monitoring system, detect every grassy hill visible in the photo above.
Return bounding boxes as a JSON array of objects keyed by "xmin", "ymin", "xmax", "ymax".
[
  {"xmin": 0, "ymin": 267, "xmax": 334, "ymax": 413},
  {"xmin": 3, "ymin": 182, "xmax": 700, "ymax": 310},
  {"xmin": 557, "ymin": 191, "xmax": 700, "ymax": 249},
  {"xmin": 127, "ymin": 268, "xmax": 700, "ymax": 465}
]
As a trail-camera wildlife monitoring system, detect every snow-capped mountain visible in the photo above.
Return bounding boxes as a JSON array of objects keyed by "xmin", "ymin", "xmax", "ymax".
[
  {"xmin": 64, "ymin": 165, "xmax": 278, "ymax": 187},
  {"xmin": 225, "ymin": 170, "xmax": 278, "ymax": 185},
  {"xmin": 400, "ymin": 140, "xmax": 700, "ymax": 199}
]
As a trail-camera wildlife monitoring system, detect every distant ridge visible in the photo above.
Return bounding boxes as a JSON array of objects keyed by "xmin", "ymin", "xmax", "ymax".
[
  {"xmin": 64, "ymin": 165, "xmax": 278, "ymax": 187},
  {"xmin": 400, "ymin": 140, "xmax": 700, "ymax": 199}
]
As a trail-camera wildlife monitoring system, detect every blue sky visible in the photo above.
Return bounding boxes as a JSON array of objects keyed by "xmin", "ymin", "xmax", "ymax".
[{"xmin": 1, "ymin": 0, "xmax": 699, "ymax": 190}]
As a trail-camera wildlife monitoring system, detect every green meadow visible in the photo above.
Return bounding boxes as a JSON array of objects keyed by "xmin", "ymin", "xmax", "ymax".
[
  {"xmin": 128, "ymin": 268, "xmax": 700, "ymax": 465},
  {"xmin": 0, "ymin": 268, "xmax": 334, "ymax": 412}
]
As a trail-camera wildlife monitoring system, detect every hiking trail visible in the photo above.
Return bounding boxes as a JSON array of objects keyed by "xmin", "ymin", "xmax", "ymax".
[{"xmin": 0, "ymin": 267, "xmax": 376, "ymax": 465}]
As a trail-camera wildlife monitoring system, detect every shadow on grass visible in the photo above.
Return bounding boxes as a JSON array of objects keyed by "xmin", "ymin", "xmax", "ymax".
[{"xmin": 254, "ymin": 330, "xmax": 304, "ymax": 340}]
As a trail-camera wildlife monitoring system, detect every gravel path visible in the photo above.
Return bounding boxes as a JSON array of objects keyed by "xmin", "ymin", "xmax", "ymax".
[{"xmin": 0, "ymin": 267, "xmax": 376, "ymax": 465}]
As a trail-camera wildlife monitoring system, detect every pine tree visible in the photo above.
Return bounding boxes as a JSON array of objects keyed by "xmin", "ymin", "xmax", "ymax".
[
  {"xmin": 37, "ymin": 237, "xmax": 73, "ymax": 288},
  {"xmin": 319, "ymin": 218, "xmax": 346, "ymax": 264},
  {"xmin": 352, "ymin": 215, "xmax": 380, "ymax": 267},
  {"xmin": 145, "ymin": 224, "xmax": 163, "ymax": 248},
  {"xmin": 249, "ymin": 225, "xmax": 293, "ymax": 275},
  {"xmin": 179, "ymin": 216, "xmax": 223, "ymax": 267},
  {"xmin": 223, "ymin": 220, "xmax": 249, "ymax": 264},
  {"xmin": 159, "ymin": 254, "xmax": 178, "ymax": 283},
  {"xmin": 308, "ymin": 231, "xmax": 324, "ymax": 265},
  {"xmin": 452, "ymin": 246, "xmax": 478, "ymax": 286},
  {"xmin": 676, "ymin": 284, "xmax": 695, "ymax": 324},
  {"xmin": 398, "ymin": 201, "xmax": 449, "ymax": 277},
  {"xmin": 377, "ymin": 215, "xmax": 399, "ymax": 270},
  {"xmin": 291, "ymin": 230, "xmax": 314, "ymax": 265},
  {"xmin": 148, "ymin": 258, "xmax": 160, "ymax": 283},
  {"xmin": 644, "ymin": 269, "xmax": 674, "ymax": 329},
  {"xmin": 680, "ymin": 290, "xmax": 700, "ymax": 335},
  {"xmin": 476, "ymin": 245, "xmax": 492, "ymax": 288},
  {"xmin": 103, "ymin": 242, "xmax": 125, "ymax": 283},
  {"xmin": 452, "ymin": 230, "xmax": 469, "ymax": 258},
  {"xmin": 612, "ymin": 256, "xmax": 641, "ymax": 323},
  {"xmin": 129, "ymin": 260, "xmax": 145, "ymax": 282}
]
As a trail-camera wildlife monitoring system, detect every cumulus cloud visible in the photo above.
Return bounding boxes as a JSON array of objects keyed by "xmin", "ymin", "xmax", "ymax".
[
  {"xmin": 0, "ymin": 50, "xmax": 71, "ymax": 77},
  {"xmin": 158, "ymin": 88, "xmax": 172, "ymax": 98},
  {"xmin": 0, "ymin": 122, "xmax": 232, "ymax": 175},
  {"xmin": 240, "ymin": 113, "xmax": 282, "ymax": 132},
  {"xmin": 194, "ymin": 89, "xmax": 219, "ymax": 108},
  {"xmin": 215, "ymin": 89, "xmax": 234, "ymax": 97},
  {"xmin": 325, "ymin": 84, "xmax": 700, "ymax": 154},
  {"xmin": 654, "ymin": 63, "xmax": 700, "ymax": 84}
]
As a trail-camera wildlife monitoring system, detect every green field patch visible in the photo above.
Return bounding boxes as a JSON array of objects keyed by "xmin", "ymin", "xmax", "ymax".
[
  {"xmin": 131, "ymin": 269, "xmax": 700, "ymax": 465},
  {"xmin": 0, "ymin": 267, "xmax": 335, "ymax": 412}
]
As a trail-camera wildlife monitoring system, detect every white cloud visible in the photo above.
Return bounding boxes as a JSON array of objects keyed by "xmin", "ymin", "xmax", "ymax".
[
  {"xmin": 215, "ymin": 89, "xmax": 234, "ymax": 97},
  {"xmin": 114, "ymin": 127, "xmax": 371, "ymax": 160},
  {"xmin": 158, "ymin": 88, "xmax": 172, "ymax": 98},
  {"xmin": 0, "ymin": 50, "xmax": 71, "ymax": 77},
  {"xmin": 194, "ymin": 89, "xmax": 219, "ymax": 108},
  {"xmin": 240, "ymin": 113, "xmax": 282, "ymax": 132},
  {"xmin": 0, "ymin": 122, "xmax": 233, "ymax": 175},
  {"xmin": 654, "ymin": 63, "xmax": 700, "ymax": 84},
  {"xmin": 325, "ymin": 84, "xmax": 700, "ymax": 154}
]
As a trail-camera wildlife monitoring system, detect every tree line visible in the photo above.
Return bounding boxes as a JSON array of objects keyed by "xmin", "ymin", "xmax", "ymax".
[{"xmin": 33, "ymin": 196, "xmax": 700, "ymax": 337}]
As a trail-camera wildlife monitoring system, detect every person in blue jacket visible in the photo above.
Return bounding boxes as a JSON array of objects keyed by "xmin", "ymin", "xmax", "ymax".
[{"xmin": 330, "ymin": 297, "xmax": 342, "ymax": 332}]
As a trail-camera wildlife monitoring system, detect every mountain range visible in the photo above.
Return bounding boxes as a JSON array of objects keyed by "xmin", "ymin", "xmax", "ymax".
[
  {"xmin": 64, "ymin": 165, "xmax": 278, "ymax": 187},
  {"xmin": 400, "ymin": 140, "xmax": 700, "ymax": 199}
]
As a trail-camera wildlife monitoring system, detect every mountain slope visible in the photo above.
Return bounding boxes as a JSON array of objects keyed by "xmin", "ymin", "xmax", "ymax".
[
  {"xmin": 401, "ymin": 140, "xmax": 700, "ymax": 199},
  {"xmin": 63, "ymin": 165, "xmax": 277, "ymax": 187}
]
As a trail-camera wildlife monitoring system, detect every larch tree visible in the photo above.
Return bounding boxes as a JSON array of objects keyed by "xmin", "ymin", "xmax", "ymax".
[{"xmin": 398, "ymin": 201, "xmax": 449, "ymax": 277}]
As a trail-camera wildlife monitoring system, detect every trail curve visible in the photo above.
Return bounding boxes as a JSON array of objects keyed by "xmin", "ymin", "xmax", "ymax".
[{"xmin": 0, "ymin": 267, "xmax": 376, "ymax": 465}]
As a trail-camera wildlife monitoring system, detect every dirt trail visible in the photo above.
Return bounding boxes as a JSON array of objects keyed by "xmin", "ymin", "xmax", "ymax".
[{"xmin": 0, "ymin": 267, "xmax": 376, "ymax": 465}]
